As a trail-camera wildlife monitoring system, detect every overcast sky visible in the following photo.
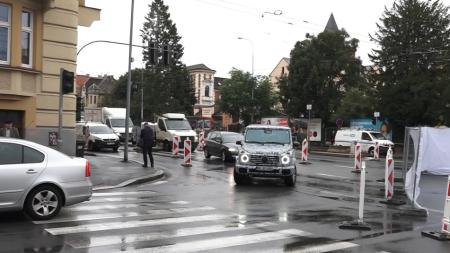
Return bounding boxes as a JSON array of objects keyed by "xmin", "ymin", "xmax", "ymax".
[{"xmin": 78, "ymin": 0, "xmax": 450, "ymax": 78}]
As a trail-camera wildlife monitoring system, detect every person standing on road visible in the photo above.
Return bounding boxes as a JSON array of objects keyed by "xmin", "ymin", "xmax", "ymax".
[
  {"xmin": 140, "ymin": 122, "xmax": 154, "ymax": 168},
  {"xmin": 0, "ymin": 121, "xmax": 20, "ymax": 138}
]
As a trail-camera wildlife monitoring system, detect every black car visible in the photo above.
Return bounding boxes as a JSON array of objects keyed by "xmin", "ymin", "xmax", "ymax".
[{"xmin": 204, "ymin": 131, "xmax": 243, "ymax": 162}]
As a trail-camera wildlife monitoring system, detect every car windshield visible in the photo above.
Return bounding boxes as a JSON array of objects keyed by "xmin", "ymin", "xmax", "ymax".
[
  {"xmin": 222, "ymin": 133, "xmax": 243, "ymax": 143},
  {"xmin": 245, "ymin": 128, "xmax": 291, "ymax": 145},
  {"xmin": 110, "ymin": 118, "xmax": 134, "ymax": 128},
  {"xmin": 165, "ymin": 119, "xmax": 192, "ymax": 130},
  {"xmin": 370, "ymin": 132, "xmax": 386, "ymax": 140},
  {"xmin": 89, "ymin": 125, "xmax": 114, "ymax": 134}
]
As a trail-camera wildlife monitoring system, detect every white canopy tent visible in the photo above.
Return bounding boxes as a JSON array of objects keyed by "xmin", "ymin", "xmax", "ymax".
[{"xmin": 404, "ymin": 127, "xmax": 450, "ymax": 211}]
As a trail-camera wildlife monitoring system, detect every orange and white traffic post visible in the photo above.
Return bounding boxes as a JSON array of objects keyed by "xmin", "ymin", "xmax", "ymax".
[
  {"xmin": 182, "ymin": 137, "xmax": 192, "ymax": 167},
  {"xmin": 380, "ymin": 146, "xmax": 404, "ymax": 205},
  {"xmin": 172, "ymin": 136, "xmax": 180, "ymax": 157},
  {"xmin": 352, "ymin": 142, "xmax": 362, "ymax": 173},
  {"xmin": 422, "ymin": 175, "xmax": 450, "ymax": 240},
  {"xmin": 299, "ymin": 139, "xmax": 311, "ymax": 165}
]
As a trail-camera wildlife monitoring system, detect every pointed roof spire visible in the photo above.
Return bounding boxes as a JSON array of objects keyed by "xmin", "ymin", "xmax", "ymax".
[{"xmin": 324, "ymin": 13, "xmax": 339, "ymax": 32}]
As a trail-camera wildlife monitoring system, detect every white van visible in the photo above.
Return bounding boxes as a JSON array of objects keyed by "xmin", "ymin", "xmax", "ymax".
[
  {"xmin": 334, "ymin": 129, "xmax": 394, "ymax": 155},
  {"xmin": 156, "ymin": 113, "xmax": 198, "ymax": 151}
]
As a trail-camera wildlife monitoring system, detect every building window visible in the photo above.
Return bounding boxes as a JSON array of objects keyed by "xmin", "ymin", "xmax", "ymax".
[
  {"xmin": 0, "ymin": 4, "xmax": 10, "ymax": 64},
  {"xmin": 205, "ymin": 85, "xmax": 210, "ymax": 97},
  {"xmin": 281, "ymin": 67, "xmax": 285, "ymax": 75},
  {"xmin": 89, "ymin": 95, "xmax": 92, "ymax": 105},
  {"xmin": 21, "ymin": 10, "xmax": 33, "ymax": 67},
  {"xmin": 93, "ymin": 95, "xmax": 97, "ymax": 104}
]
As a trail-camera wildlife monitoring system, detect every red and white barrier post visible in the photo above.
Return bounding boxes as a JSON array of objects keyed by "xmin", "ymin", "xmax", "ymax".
[
  {"xmin": 339, "ymin": 161, "xmax": 371, "ymax": 230},
  {"xmin": 385, "ymin": 147, "xmax": 394, "ymax": 200},
  {"xmin": 380, "ymin": 146, "xmax": 405, "ymax": 206},
  {"xmin": 422, "ymin": 175, "xmax": 450, "ymax": 240},
  {"xmin": 374, "ymin": 141, "xmax": 380, "ymax": 160},
  {"xmin": 198, "ymin": 130, "xmax": 205, "ymax": 151},
  {"xmin": 299, "ymin": 139, "xmax": 311, "ymax": 165},
  {"xmin": 172, "ymin": 136, "xmax": 180, "ymax": 157},
  {"xmin": 182, "ymin": 137, "xmax": 192, "ymax": 167},
  {"xmin": 352, "ymin": 142, "xmax": 362, "ymax": 173}
]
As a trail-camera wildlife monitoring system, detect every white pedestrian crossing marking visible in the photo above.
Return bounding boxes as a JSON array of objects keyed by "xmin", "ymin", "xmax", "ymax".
[
  {"xmin": 45, "ymin": 214, "xmax": 228, "ymax": 235},
  {"xmin": 92, "ymin": 191, "xmax": 155, "ymax": 197},
  {"xmin": 170, "ymin": 201, "xmax": 189, "ymax": 205},
  {"xmin": 33, "ymin": 206, "xmax": 216, "ymax": 224},
  {"xmin": 292, "ymin": 242, "xmax": 359, "ymax": 253},
  {"xmin": 67, "ymin": 203, "xmax": 155, "ymax": 211},
  {"xmin": 113, "ymin": 229, "xmax": 311, "ymax": 253},
  {"xmin": 66, "ymin": 221, "xmax": 277, "ymax": 248}
]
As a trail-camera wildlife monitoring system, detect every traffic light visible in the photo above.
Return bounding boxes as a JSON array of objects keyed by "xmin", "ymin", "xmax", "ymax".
[
  {"xmin": 163, "ymin": 45, "xmax": 169, "ymax": 66},
  {"xmin": 149, "ymin": 41, "xmax": 156, "ymax": 65},
  {"xmin": 61, "ymin": 69, "xmax": 74, "ymax": 94}
]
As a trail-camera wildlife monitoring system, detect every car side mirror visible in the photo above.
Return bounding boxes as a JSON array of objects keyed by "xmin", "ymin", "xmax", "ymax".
[{"xmin": 236, "ymin": 140, "xmax": 242, "ymax": 146}]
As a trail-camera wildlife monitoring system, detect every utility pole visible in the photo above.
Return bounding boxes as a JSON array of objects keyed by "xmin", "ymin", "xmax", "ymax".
[{"xmin": 124, "ymin": 0, "xmax": 135, "ymax": 162}]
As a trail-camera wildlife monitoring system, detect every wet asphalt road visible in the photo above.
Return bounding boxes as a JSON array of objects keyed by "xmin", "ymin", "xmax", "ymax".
[{"xmin": 0, "ymin": 148, "xmax": 449, "ymax": 253}]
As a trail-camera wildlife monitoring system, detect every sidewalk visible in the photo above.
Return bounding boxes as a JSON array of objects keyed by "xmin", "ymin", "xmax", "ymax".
[{"xmin": 85, "ymin": 153, "xmax": 165, "ymax": 190}]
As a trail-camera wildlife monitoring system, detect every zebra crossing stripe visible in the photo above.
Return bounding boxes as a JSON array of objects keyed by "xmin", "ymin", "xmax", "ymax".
[
  {"xmin": 92, "ymin": 191, "xmax": 155, "ymax": 197},
  {"xmin": 45, "ymin": 214, "xmax": 228, "ymax": 235},
  {"xmin": 33, "ymin": 206, "xmax": 216, "ymax": 224},
  {"xmin": 66, "ymin": 221, "xmax": 277, "ymax": 248},
  {"xmin": 246, "ymin": 241, "xmax": 359, "ymax": 253},
  {"xmin": 292, "ymin": 241, "xmax": 359, "ymax": 253},
  {"xmin": 67, "ymin": 203, "xmax": 155, "ymax": 211},
  {"xmin": 113, "ymin": 229, "xmax": 311, "ymax": 253}
]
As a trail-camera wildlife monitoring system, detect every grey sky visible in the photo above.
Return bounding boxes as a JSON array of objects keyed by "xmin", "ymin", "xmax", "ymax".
[{"xmin": 78, "ymin": 0, "xmax": 449, "ymax": 78}]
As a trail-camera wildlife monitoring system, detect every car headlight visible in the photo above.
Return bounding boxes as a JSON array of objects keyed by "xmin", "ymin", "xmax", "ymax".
[
  {"xmin": 240, "ymin": 154, "xmax": 249, "ymax": 163},
  {"xmin": 228, "ymin": 147, "xmax": 237, "ymax": 153},
  {"xmin": 194, "ymin": 136, "xmax": 199, "ymax": 142},
  {"xmin": 281, "ymin": 155, "xmax": 290, "ymax": 165}
]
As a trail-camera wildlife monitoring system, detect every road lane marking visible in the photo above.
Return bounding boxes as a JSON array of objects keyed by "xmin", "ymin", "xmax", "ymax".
[
  {"xmin": 170, "ymin": 201, "xmax": 189, "ymax": 205},
  {"xmin": 114, "ymin": 229, "xmax": 311, "ymax": 253},
  {"xmin": 92, "ymin": 191, "xmax": 155, "ymax": 197},
  {"xmin": 150, "ymin": 180, "xmax": 167, "ymax": 185},
  {"xmin": 66, "ymin": 221, "xmax": 277, "ymax": 248},
  {"xmin": 33, "ymin": 206, "xmax": 216, "ymax": 224},
  {"xmin": 67, "ymin": 203, "xmax": 155, "ymax": 211},
  {"xmin": 316, "ymin": 173, "xmax": 351, "ymax": 179},
  {"xmin": 334, "ymin": 165, "xmax": 355, "ymax": 169},
  {"xmin": 292, "ymin": 242, "xmax": 359, "ymax": 253},
  {"xmin": 45, "ymin": 214, "xmax": 229, "ymax": 235}
]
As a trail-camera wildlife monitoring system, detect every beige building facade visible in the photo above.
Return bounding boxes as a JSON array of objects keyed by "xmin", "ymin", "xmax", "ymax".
[
  {"xmin": 269, "ymin": 57, "xmax": 290, "ymax": 93},
  {"xmin": 187, "ymin": 64, "xmax": 216, "ymax": 118},
  {"xmin": 0, "ymin": 0, "xmax": 99, "ymax": 155}
]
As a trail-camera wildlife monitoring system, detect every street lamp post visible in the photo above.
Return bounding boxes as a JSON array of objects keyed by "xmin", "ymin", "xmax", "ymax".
[
  {"xmin": 237, "ymin": 36, "xmax": 254, "ymax": 123},
  {"xmin": 306, "ymin": 104, "xmax": 312, "ymax": 144}
]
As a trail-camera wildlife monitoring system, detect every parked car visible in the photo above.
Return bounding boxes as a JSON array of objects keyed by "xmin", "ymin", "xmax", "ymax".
[
  {"xmin": 77, "ymin": 122, "xmax": 120, "ymax": 152},
  {"xmin": 234, "ymin": 125, "xmax": 297, "ymax": 186},
  {"xmin": 204, "ymin": 131, "xmax": 243, "ymax": 162},
  {"xmin": 0, "ymin": 138, "xmax": 92, "ymax": 220}
]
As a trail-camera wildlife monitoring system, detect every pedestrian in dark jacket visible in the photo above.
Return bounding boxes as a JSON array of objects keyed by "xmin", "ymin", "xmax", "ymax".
[{"xmin": 140, "ymin": 122, "xmax": 154, "ymax": 168}]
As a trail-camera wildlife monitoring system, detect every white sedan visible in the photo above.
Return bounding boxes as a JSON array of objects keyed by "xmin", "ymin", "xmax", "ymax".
[{"xmin": 0, "ymin": 138, "xmax": 92, "ymax": 220}]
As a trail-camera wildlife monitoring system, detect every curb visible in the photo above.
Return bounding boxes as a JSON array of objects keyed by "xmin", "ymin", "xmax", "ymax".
[{"xmin": 92, "ymin": 156, "xmax": 166, "ymax": 191}]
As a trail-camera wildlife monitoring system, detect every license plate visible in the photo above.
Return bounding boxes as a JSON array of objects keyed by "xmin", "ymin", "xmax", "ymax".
[{"xmin": 107, "ymin": 142, "xmax": 115, "ymax": 145}]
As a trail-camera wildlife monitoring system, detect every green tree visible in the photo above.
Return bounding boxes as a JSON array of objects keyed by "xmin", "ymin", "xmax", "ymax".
[
  {"xmin": 140, "ymin": 0, "xmax": 195, "ymax": 117},
  {"xmin": 281, "ymin": 30, "xmax": 363, "ymax": 127},
  {"xmin": 370, "ymin": 0, "xmax": 450, "ymax": 130},
  {"xmin": 219, "ymin": 69, "xmax": 277, "ymax": 125}
]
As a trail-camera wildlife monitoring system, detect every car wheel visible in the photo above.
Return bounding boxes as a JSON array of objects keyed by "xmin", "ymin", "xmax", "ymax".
[
  {"xmin": 87, "ymin": 141, "xmax": 94, "ymax": 151},
  {"xmin": 221, "ymin": 150, "xmax": 228, "ymax": 162},
  {"xmin": 24, "ymin": 185, "xmax": 62, "ymax": 220},
  {"xmin": 368, "ymin": 147, "xmax": 374, "ymax": 157},
  {"xmin": 204, "ymin": 148, "xmax": 211, "ymax": 159},
  {"xmin": 113, "ymin": 146, "xmax": 119, "ymax": 152},
  {"xmin": 163, "ymin": 141, "xmax": 171, "ymax": 152},
  {"xmin": 233, "ymin": 169, "xmax": 249, "ymax": 185},
  {"xmin": 284, "ymin": 167, "xmax": 297, "ymax": 187}
]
